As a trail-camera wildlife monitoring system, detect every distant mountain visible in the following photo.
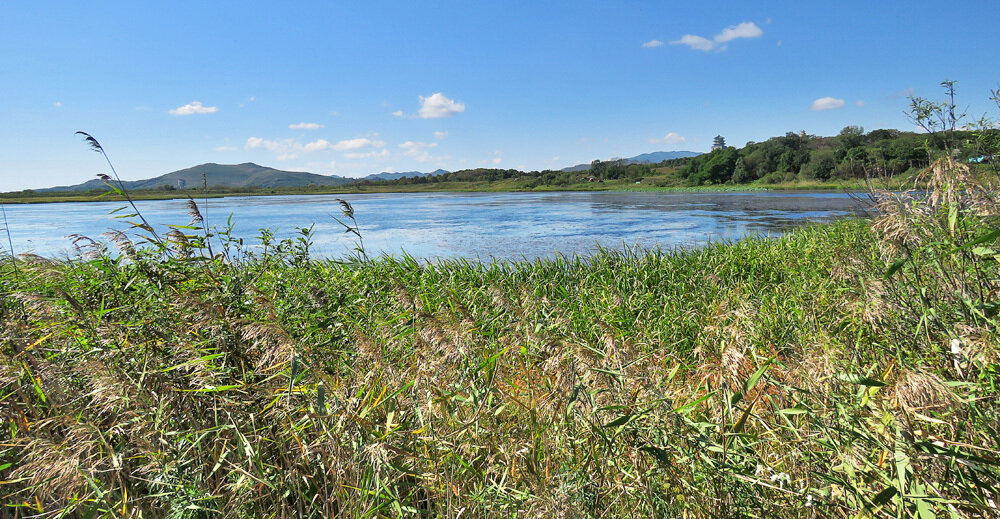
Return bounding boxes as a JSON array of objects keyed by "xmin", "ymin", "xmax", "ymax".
[
  {"xmin": 560, "ymin": 151, "xmax": 702, "ymax": 172},
  {"xmin": 365, "ymin": 169, "xmax": 448, "ymax": 182},
  {"xmin": 40, "ymin": 163, "xmax": 355, "ymax": 192}
]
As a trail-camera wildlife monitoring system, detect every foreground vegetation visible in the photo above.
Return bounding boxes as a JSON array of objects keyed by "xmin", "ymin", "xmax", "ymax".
[{"xmin": 1, "ymin": 155, "xmax": 998, "ymax": 518}]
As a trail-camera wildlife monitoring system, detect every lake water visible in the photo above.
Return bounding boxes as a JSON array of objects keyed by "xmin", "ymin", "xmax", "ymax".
[{"xmin": 1, "ymin": 191, "xmax": 868, "ymax": 261}]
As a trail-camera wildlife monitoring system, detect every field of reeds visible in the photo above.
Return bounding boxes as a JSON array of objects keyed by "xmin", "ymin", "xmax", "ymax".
[{"xmin": 1, "ymin": 157, "xmax": 998, "ymax": 518}]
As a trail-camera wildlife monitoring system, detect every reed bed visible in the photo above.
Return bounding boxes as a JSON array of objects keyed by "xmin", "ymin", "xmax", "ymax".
[{"xmin": 0, "ymin": 160, "xmax": 998, "ymax": 518}]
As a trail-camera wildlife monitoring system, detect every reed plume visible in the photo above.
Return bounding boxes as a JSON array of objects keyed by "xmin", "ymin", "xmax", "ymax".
[{"xmin": 76, "ymin": 131, "xmax": 166, "ymax": 250}]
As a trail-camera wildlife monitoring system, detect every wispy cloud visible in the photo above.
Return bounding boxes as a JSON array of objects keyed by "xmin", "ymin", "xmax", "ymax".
[
  {"xmin": 671, "ymin": 21, "xmax": 763, "ymax": 52},
  {"xmin": 433, "ymin": 131, "xmax": 448, "ymax": 139},
  {"xmin": 890, "ymin": 87, "xmax": 915, "ymax": 99},
  {"xmin": 418, "ymin": 93, "xmax": 466, "ymax": 119},
  {"xmin": 855, "ymin": 100, "xmax": 866, "ymax": 107},
  {"xmin": 810, "ymin": 97, "xmax": 846, "ymax": 111},
  {"xmin": 641, "ymin": 39, "xmax": 664, "ymax": 48},
  {"xmin": 246, "ymin": 137, "xmax": 293, "ymax": 153},
  {"xmin": 391, "ymin": 110, "xmax": 404, "ymax": 117},
  {"xmin": 344, "ymin": 149, "xmax": 390, "ymax": 160},
  {"xmin": 53, "ymin": 101, "xmax": 62, "ymax": 108},
  {"xmin": 301, "ymin": 139, "xmax": 334, "ymax": 152},
  {"xmin": 648, "ymin": 132, "xmax": 686, "ymax": 145},
  {"xmin": 399, "ymin": 141, "xmax": 438, "ymax": 162},
  {"xmin": 289, "ymin": 122, "xmax": 323, "ymax": 130},
  {"xmin": 477, "ymin": 151, "xmax": 503, "ymax": 165},
  {"xmin": 672, "ymin": 35, "xmax": 715, "ymax": 51},
  {"xmin": 331, "ymin": 138, "xmax": 385, "ymax": 151},
  {"xmin": 246, "ymin": 136, "xmax": 385, "ymax": 156},
  {"xmin": 169, "ymin": 101, "xmax": 218, "ymax": 115},
  {"xmin": 215, "ymin": 145, "xmax": 237, "ymax": 151},
  {"xmin": 715, "ymin": 22, "xmax": 763, "ymax": 43}
]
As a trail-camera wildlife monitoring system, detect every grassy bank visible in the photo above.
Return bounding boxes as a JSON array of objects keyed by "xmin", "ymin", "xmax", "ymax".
[{"xmin": 1, "ymin": 160, "xmax": 998, "ymax": 518}]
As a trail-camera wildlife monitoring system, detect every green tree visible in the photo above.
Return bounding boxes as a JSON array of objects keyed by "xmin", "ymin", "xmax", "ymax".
[{"xmin": 731, "ymin": 157, "xmax": 750, "ymax": 183}]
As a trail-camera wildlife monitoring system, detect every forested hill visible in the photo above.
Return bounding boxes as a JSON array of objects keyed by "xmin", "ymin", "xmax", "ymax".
[
  {"xmin": 679, "ymin": 127, "xmax": 996, "ymax": 185},
  {"xmin": 366, "ymin": 127, "xmax": 997, "ymax": 189},
  {"xmin": 41, "ymin": 163, "xmax": 355, "ymax": 192},
  {"xmin": 559, "ymin": 151, "xmax": 701, "ymax": 172}
]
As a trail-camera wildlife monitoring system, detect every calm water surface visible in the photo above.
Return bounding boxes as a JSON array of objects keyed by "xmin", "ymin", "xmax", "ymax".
[{"xmin": 2, "ymin": 191, "xmax": 868, "ymax": 260}]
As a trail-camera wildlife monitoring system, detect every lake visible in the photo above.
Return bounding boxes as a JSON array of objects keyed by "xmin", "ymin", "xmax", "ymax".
[{"xmin": 1, "ymin": 191, "xmax": 868, "ymax": 261}]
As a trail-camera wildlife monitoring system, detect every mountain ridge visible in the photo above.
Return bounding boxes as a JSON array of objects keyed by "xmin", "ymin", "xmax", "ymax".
[
  {"xmin": 560, "ymin": 151, "xmax": 701, "ymax": 172},
  {"xmin": 37, "ymin": 151, "xmax": 701, "ymax": 192}
]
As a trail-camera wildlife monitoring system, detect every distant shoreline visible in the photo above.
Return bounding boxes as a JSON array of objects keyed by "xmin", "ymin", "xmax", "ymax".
[{"xmin": 0, "ymin": 178, "xmax": 882, "ymax": 205}]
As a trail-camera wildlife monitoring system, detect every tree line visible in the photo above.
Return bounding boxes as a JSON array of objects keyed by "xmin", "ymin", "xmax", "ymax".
[{"xmin": 682, "ymin": 126, "xmax": 995, "ymax": 185}]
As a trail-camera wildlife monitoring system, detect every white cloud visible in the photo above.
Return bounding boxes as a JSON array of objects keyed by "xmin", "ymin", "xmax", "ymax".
[
  {"xmin": 672, "ymin": 34, "xmax": 716, "ymax": 51},
  {"xmin": 169, "ymin": 101, "xmax": 218, "ymax": 115},
  {"xmin": 810, "ymin": 97, "xmax": 846, "ymax": 111},
  {"xmin": 418, "ymin": 93, "xmax": 465, "ymax": 119},
  {"xmin": 215, "ymin": 146, "xmax": 237, "ymax": 151},
  {"xmin": 641, "ymin": 39, "xmax": 664, "ymax": 48},
  {"xmin": 648, "ymin": 132, "xmax": 687, "ymax": 145},
  {"xmin": 302, "ymin": 139, "xmax": 334, "ymax": 152},
  {"xmin": 890, "ymin": 87, "xmax": 915, "ymax": 99},
  {"xmin": 247, "ymin": 136, "xmax": 385, "ymax": 157},
  {"xmin": 492, "ymin": 151, "xmax": 502, "ymax": 165},
  {"xmin": 672, "ymin": 21, "xmax": 763, "ymax": 52},
  {"xmin": 332, "ymin": 138, "xmax": 385, "ymax": 151},
  {"xmin": 344, "ymin": 149, "xmax": 390, "ymax": 160},
  {"xmin": 53, "ymin": 101, "xmax": 62, "ymax": 107},
  {"xmin": 246, "ymin": 137, "xmax": 294, "ymax": 153},
  {"xmin": 391, "ymin": 110, "xmax": 404, "ymax": 118},
  {"xmin": 399, "ymin": 141, "xmax": 439, "ymax": 162},
  {"xmin": 715, "ymin": 22, "xmax": 763, "ymax": 43},
  {"xmin": 289, "ymin": 122, "xmax": 324, "ymax": 130},
  {"xmin": 855, "ymin": 100, "xmax": 866, "ymax": 107},
  {"xmin": 433, "ymin": 131, "xmax": 449, "ymax": 139}
]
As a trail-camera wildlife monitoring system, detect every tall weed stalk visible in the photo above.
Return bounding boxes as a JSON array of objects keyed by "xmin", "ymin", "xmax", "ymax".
[{"xmin": 76, "ymin": 131, "xmax": 166, "ymax": 250}]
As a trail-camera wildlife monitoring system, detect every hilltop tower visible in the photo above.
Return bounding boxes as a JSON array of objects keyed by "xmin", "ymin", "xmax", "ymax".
[{"xmin": 711, "ymin": 135, "xmax": 726, "ymax": 151}]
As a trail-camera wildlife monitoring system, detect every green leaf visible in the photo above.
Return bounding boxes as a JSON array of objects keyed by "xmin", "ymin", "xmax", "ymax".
[
  {"xmin": 836, "ymin": 372, "xmax": 885, "ymax": 387},
  {"xmin": 869, "ymin": 486, "xmax": 898, "ymax": 508},
  {"xmin": 603, "ymin": 413, "xmax": 633, "ymax": 428},
  {"xmin": 743, "ymin": 356, "xmax": 774, "ymax": 394},
  {"xmin": 937, "ymin": 228, "xmax": 1000, "ymax": 258},
  {"xmin": 673, "ymin": 390, "xmax": 717, "ymax": 414},
  {"xmin": 779, "ymin": 405, "xmax": 811, "ymax": 415},
  {"xmin": 885, "ymin": 256, "xmax": 909, "ymax": 278}
]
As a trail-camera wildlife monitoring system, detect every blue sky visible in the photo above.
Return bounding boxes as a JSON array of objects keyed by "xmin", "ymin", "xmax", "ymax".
[{"xmin": 2, "ymin": 1, "xmax": 999, "ymax": 191}]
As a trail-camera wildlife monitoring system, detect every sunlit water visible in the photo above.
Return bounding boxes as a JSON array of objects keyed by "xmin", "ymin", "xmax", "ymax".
[{"xmin": 1, "ymin": 191, "xmax": 868, "ymax": 261}]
